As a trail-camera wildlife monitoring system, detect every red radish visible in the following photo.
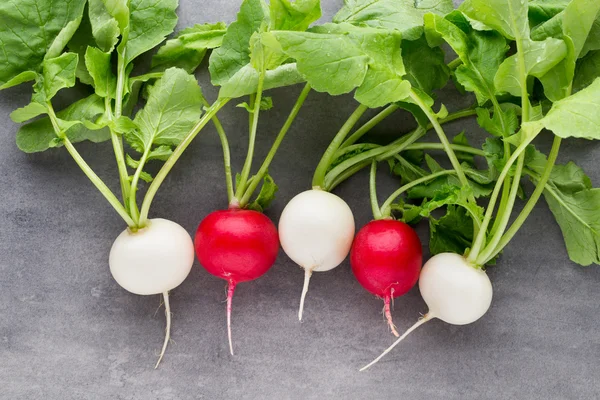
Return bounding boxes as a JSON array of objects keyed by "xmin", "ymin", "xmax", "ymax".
[
  {"xmin": 351, "ymin": 219, "xmax": 422, "ymax": 336},
  {"xmin": 195, "ymin": 208, "xmax": 279, "ymax": 355}
]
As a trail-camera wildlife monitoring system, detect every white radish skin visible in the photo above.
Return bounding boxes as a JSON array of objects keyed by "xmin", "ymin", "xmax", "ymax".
[
  {"xmin": 109, "ymin": 218, "xmax": 194, "ymax": 368},
  {"xmin": 109, "ymin": 218, "xmax": 194, "ymax": 296},
  {"xmin": 278, "ymin": 189, "xmax": 355, "ymax": 320},
  {"xmin": 361, "ymin": 252, "xmax": 492, "ymax": 371}
]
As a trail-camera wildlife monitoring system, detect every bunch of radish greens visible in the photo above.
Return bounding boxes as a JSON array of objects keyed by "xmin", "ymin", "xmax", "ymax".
[{"xmin": 2, "ymin": 0, "xmax": 600, "ymax": 371}]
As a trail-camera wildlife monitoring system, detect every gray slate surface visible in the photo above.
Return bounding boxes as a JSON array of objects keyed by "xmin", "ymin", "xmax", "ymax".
[{"xmin": 1, "ymin": 1, "xmax": 599, "ymax": 399}]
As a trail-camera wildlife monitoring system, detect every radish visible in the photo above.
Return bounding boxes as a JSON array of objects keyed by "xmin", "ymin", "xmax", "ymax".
[
  {"xmin": 360, "ymin": 252, "xmax": 493, "ymax": 371},
  {"xmin": 278, "ymin": 189, "xmax": 355, "ymax": 320},
  {"xmin": 195, "ymin": 208, "xmax": 279, "ymax": 355},
  {"xmin": 350, "ymin": 219, "xmax": 422, "ymax": 337},
  {"xmin": 109, "ymin": 218, "xmax": 194, "ymax": 367}
]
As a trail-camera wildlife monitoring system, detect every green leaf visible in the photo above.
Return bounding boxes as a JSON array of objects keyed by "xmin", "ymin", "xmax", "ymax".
[
  {"xmin": 429, "ymin": 205, "xmax": 475, "ymax": 256},
  {"xmin": 573, "ymin": 50, "xmax": 600, "ymax": 92},
  {"xmin": 270, "ymin": 0, "xmax": 321, "ymax": 31},
  {"xmin": 237, "ymin": 96, "xmax": 274, "ymax": 112},
  {"xmin": 542, "ymin": 78, "xmax": 600, "ymax": 139},
  {"xmin": 494, "ymin": 37, "xmax": 567, "ymax": 97},
  {"xmin": 67, "ymin": 8, "xmax": 96, "ymax": 86},
  {"xmin": 35, "ymin": 53, "xmax": 79, "ymax": 102},
  {"xmin": 334, "ymin": 0, "xmax": 454, "ymax": 41},
  {"xmin": 127, "ymin": 68, "xmax": 203, "ymax": 154},
  {"xmin": 273, "ymin": 23, "xmax": 409, "ymax": 107},
  {"xmin": 528, "ymin": 0, "xmax": 570, "ymax": 27},
  {"xmin": 247, "ymin": 173, "xmax": 279, "ymax": 212},
  {"xmin": 152, "ymin": 22, "xmax": 226, "ymax": 73},
  {"xmin": 10, "ymin": 102, "xmax": 48, "ymax": 123},
  {"xmin": 46, "ymin": 16, "xmax": 84, "ymax": 60},
  {"xmin": 452, "ymin": 131, "xmax": 476, "ymax": 164},
  {"xmin": 401, "ymin": 36, "xmax": 450, "ymax": 94},
  {"xmin": 532, "ymin": 0, "xmax": 600, "ymax": 101},
  {"xmin": 476, "ymin": 105, "xmax": 518, "ymax": 137},
  {"xmin": 148, "ymin": 145, "xmax": 173, "ymax": 161},
  {"xmin": 85, "ymin": 47, "xmax": 117, "ymax": 98},
  {"xmin": 424, "ymin": 12, "xmax": 508, "ymax": 106},
  {"xmin": 209, "ymin": 0, "xmax": 269, "ymax": 86},
  {"xmin": 460, "ymin": 0, "xmax": 529, "ymax": 41},
  {"xmin": 123, "ymin": 0, "xmax": 178, "ymax": 64},
  {"xmin": 527, "ymin": 152, "xmax": 600, "ymax": 265},
  {"xmin": 0, "ymin": 0, "xmax": 86, "ymax": 88},
  {"xmin": 104, "ymin": 0, "xmax": 130, "ymax": 32},
  {"xmin": 218, "ymin": 63, "xmax": 304, "ymax": 98},
  {"xmin": 89, "ymin": 0, "xmax": 121, "ymax": 52},
  {"xmin": 16, "ymin": 94, "xmax": 110, "ymax": 153}
]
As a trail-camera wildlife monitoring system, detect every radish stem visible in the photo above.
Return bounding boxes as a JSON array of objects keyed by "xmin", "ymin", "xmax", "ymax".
[
  {"xmin": 370, "ymin": 160, "xmax": 383, "ymax": 220},
  {"xmin": 383, "ymin": 295, "xmax": 399, "ymax": 337},
  {"xmin": 227, "ymin": 280, "xmax": 237, "ymax": 356},
  {"xmin": 155, "ymin": 291, "xmax": 171, "ymax": 369},
  {"xmin": 312, "ymin": 104, "xmax": 369, "ymax": 188},
  {"xmin": 360, "ymin": 313, "xmax": 434, "ymax": 371},
  {"xmin": 298, "ymin": 268, "xmax": 313, "ymax": 321},
  {"xmin": 339, "ymin": 104, "xmax": 399, "ymax": 149}
]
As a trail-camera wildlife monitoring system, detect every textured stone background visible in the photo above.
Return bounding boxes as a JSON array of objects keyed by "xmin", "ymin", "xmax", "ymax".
[{"xmin": 1, "ymin": 1, "xmax": 599, "ymax": 399}]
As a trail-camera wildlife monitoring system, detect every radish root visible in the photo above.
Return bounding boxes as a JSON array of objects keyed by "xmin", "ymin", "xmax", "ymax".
[
  {"xmin": 383, "ymin": 295, "xmax": 399, "ymax": 337},
  {"xmin": 226, "ymin": 280, "xmax": 237, "ymax": 356},
  {"xmin": 360, "ymin": 313, "xmax": 434, "ymax": 371},
  {"xmin": 298, "ymin": 268, "xmax": 313, "ymax": 321},
  {"xmin": 155, "ymin": 291, "xmax": 172, "ymax": 369}
]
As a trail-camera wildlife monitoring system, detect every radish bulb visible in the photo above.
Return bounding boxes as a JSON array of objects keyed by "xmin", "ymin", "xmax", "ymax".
[
  {"xmin": 109, "ymin": 218, "xmax": 194, "ymax": 368},
  {"xmin": 278, "ymin": 189, "xmax": 355, "ymax": 320},
  {"xmin": 351, "ymin": 219, "xmax": 422, "ymax": 337},
  {"xmin": 195, "ymin": 209, "xmax": 279, "ymax": 355},
  {"xmin": 360, "ymin": 252, "xmax": 493, "ymax": 370}
]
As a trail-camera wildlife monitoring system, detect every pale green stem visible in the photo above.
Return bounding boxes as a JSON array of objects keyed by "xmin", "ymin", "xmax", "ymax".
[
  {"xmin": 234, "ymin": 70, "xmax": 266, "ymax": 201},
  {"xmin": 339, "ymin": 104, "xmax": 399, "ymax": 150},
  {"xmin": 370, "ymin": 160, "xmax": 383, "ymax": 220},
  {"xmin": 240, "ymin": 83, "xmax": 312, "ymax": 207},
  {"xmin": 312, "ymin": 104, "xmax": 369, "ymax": 189},
  {"xmin": 128, "ymin": 145, "xmax": 151, "ymax": 223}
]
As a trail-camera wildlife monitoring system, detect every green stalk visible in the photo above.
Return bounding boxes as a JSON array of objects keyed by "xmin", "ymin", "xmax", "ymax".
[
  {"xmin": 240, "ymin": 83, "xmax": 312, "ymax": 207},
  {"xmin": 312, "ymin": 104, "xmax": 369, "ymax": 189},
  {"xmin": 323, "ymin": 108, "xmax": 478, "ymax": 190},
  {"xmin": 475, "ymin": 152, "xmax": 525, "ymax": 265},
  {"xmin": 138, "ymin": 98, "xmax": 229, "ymax": 226},
  {"xmin": 468, "ymin": 24, "xmax": 531, "ymax": 264},
  {"xmin": 128, "ymin": 145, "xmax": 151, "ymax": 223},
  {"xmin": 46, "ymin": 103, "xmax": 135, "ymax": 227},
  {"xmin": 466, "ymin": 134, "xmax": 534, "ymax": 264},
  {"xmin": 200, "ymin": 97, "xmax": 233, "ymax": 203},
  {"xmin": 380, "ymin": 169, "xmax": 456, "ymax": 217},
  {"xmin": 327, "ymin": 160, "xmax": 372, "ymax": 191},
  {"xmin": 338, "ymin": 104, "xmax": 399, "ymax": 150},
  {"xmin": 369, "ymin": 160, "xmax": 383, "ymax": 220},
  {"xmin": 482, "ymin": 136, "xmax": 562, "ymax": 264},
  {"xmin": 404, "ymin": 143, "xmax": 486, "ymax": 156},
  {"xmin": 234, "ymin": 70, "xmax": 266, "ymax": 202},
  {"xmin": 409, "ymin": 90, "xmax": 471, "ymax": 191},
  {"xmin": 488, "ymin": 140, "xmax": 512, "ymax": 238},
  {"xmin": 111, "ymin": 50, "xmax": 131, "ymax": 203},
  {"xmin": 448, "ymin": 58, "xmax": 462, "ymax": 71}
]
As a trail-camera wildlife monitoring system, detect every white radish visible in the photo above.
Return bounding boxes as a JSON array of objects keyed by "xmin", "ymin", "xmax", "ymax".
[
  {"xmin": 278, "ymin": 189, "xmax": 355, "ymax": 320},
  {"xmin": 109, "ymin": 218, "xmax": 194, "ymax": 367},
  {"xmin": 361, "ymin": 252, "xmax": 493, "ymax": 371}
]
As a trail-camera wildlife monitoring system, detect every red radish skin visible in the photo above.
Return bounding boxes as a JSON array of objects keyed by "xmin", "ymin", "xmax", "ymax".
[
  {"xmin": 351, "ymin": 219, "xmax": 422, "ymax": 336},
  {"xmin": 195, "ymin": 208, "xmax": 279, "ymax": 355}
]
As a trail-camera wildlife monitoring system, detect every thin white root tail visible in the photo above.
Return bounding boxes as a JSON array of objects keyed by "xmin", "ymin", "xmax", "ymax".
[
  {"xmin": 360, "ymin": 313, "xmax": 434, "ymax": 372},
  {"xmin": 298, "ymin": 268, "xmax": 313, "ymax": 321},
  {"xmin": 227, "ymin": 281, "xmax": 237, "ymax": 356},
  {"xmin": 155, "ymin": 291, "xmax": 172, "ymax": 369},
  {"xmin": 384, "ymin": 295, "xmax": 400, "ymax": 337}
]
